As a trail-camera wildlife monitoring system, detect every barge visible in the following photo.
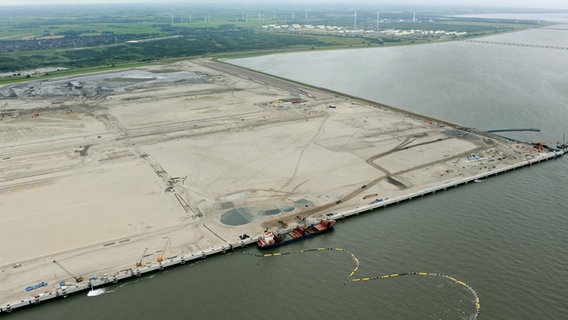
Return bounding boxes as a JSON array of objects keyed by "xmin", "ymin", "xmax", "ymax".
[{"xmin": 257, "ymin": 219, "xmax": 336, "ymax": 250}]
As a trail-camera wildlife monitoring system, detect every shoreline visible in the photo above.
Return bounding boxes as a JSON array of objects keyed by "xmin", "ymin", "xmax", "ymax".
[
  {"xmin": 1, "ymin": 58, "xmax": 563, "ymax": 314},
  {"xmin": 1, "ymin": 148, "xmax": 563, "ymax": 314}
]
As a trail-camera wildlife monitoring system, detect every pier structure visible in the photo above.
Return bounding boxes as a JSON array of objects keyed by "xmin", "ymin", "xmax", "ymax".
[
  {"xmin": 1, "ymin": 59, "xmax": 564, "ymax": 314},
  {"xmin": 0, "ymin": 148, "xmax": 563, "ymax": 314}
]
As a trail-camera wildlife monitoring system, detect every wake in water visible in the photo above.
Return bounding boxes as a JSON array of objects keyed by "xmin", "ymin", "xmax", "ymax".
[
  {"xmin": 87, "ymin": 273, "xmax": 159, "ymax": 297},
  {"xmin": 87, "ymin": 288, "xmax": 105, "ymax": 297},
  {"xmin": 244, "ymin": 247, "xmax": 480, "ymax": 319}
]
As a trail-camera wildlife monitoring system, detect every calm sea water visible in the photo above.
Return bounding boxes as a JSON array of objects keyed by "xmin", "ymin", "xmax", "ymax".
[{"xmin": 6, "ymin": 19, "xmax": 568, "ymax": 320}]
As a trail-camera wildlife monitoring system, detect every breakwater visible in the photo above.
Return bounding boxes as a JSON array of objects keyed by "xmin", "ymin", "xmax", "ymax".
[{"xmin": 1, "ymin": 148, "xmax": 563, "ymax": 315}]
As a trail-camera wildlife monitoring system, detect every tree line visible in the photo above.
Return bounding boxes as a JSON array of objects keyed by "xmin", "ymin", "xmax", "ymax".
[{"xmin": 0, "ymin": 26, "xmax": 324, "ymax": 72}]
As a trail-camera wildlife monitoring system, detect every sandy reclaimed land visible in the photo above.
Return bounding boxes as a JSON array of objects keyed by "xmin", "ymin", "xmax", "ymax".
[{"xmin": 0, "ymin": 59, "xmax": 544, "ymax": 305}]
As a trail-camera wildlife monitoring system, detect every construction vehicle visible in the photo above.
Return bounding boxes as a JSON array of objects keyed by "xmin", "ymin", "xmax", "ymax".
[
  {"xmin": 156, "ymin": 238, "xmax": 170, "ymax": 263},
  {"xmin": 135, "ymin": 248, "xmax": 148, "ymax": 267},
  {"xmin": 53, "ymin": 260, "xmax": 84, "ymax": 283}
]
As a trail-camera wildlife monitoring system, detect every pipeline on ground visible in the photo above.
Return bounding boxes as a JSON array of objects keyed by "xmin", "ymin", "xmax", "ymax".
[{"xmin": 244, "ymin": 247, "xmax": 480, "ymax": 319}]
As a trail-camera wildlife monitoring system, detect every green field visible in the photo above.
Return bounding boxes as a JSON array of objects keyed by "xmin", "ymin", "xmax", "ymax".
[{"xmin": 0, "ymin": 4, "xmax": 548, "ymax": 83}]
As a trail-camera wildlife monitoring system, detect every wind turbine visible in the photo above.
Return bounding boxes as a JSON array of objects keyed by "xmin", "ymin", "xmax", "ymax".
[
  {"xmin": 376, "ymin": 11, "xmax": 380, "ymax": 29},
  {"xmin": 354, "ymin": 9, "xmax": 357, "ymax": 29}
]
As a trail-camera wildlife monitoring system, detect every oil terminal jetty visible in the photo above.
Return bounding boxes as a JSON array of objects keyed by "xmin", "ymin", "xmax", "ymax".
[{"xmin": 0, "ymin": 59, "xmax": 564, "ymax": 313}]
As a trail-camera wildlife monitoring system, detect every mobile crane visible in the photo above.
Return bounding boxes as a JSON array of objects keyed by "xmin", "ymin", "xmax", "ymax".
[
  {"xmin": 156, "ymin": 238, "xmax": 170, "ymax": 263},
  {"xmin": 135, "ymin": 248, "xmax": 148, "ymax": 267},
  {"xmin": 53, "ymin": 260, "xmax": 84, "ymax": 283}
]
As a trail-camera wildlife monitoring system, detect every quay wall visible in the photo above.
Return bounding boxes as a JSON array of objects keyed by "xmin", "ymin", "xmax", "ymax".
[{"xmin": 1, "ymin": 149, "xmax": 564, "ymax": 314}]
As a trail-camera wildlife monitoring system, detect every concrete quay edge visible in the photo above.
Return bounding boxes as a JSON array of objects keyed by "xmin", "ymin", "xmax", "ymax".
[{"xmin": 0, "ymin": 149, "xmax": 563, "ymax": 314}]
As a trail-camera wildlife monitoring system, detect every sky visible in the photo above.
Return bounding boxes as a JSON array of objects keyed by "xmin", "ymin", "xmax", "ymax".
[{"xmin": 0, "ymin": 0, "xmax": 567, "ymax": 10}]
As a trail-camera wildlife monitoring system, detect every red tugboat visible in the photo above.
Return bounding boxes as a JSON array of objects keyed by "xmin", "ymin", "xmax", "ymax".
[{"xmin": 257, "ymin": 219, "xmax": 336, "ymax": 250}]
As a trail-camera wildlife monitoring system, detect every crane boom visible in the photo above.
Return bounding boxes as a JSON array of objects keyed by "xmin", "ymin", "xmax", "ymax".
[
  {"xmin": 53, "ymin": 260, "xmax": 84, "ymax": 283},
  {"xmin": 136, "ymin": 248, "xmax": 148, "ymax": 267},
  {"xmin": 157, "ymin": 238, "xmax": 170, "ymax": 262}
]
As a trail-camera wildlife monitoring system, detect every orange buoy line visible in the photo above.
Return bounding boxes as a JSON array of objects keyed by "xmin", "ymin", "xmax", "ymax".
[{"xmin": 245, "ymin": 247, "xmax": 480, "ymax": 319}]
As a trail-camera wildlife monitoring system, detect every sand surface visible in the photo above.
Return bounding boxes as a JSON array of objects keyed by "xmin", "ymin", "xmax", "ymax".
[{"xmin": 0, "ymin": 59, "xmax": 543, "ymax": 305}]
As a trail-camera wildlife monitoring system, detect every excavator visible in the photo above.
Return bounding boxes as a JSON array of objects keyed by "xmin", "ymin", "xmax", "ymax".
[{"xmin": 53, "ymin": 260, "xmax": 84, "ymax": 283}]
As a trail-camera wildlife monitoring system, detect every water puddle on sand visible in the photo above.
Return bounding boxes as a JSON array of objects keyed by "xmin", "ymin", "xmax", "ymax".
[{"xmin": 220, "ymin": 201, "xmax": 309, "ymax": 226}]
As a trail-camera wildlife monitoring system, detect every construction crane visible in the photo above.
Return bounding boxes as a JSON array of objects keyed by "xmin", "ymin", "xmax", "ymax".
[
  {"xmin": 156, "ymin": 238, "xmax": 171, "ymax": 263},
  {"xmin": 135, "ymin": 248, "xmax": 148, "ymax": 267},
  {"xmin": 53, "ymin": 260, "xmax": 84, "ymax": 283}
]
